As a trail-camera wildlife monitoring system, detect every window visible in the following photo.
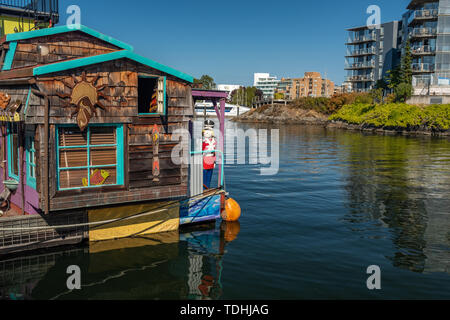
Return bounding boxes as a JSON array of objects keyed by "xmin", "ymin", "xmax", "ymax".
[
  {"xmin": 26, "ymin": 132, "xmax": 36, "ymax": 189},
  {"xmin": 7, "ymin": 123, "xmax": 20, "ymax": 181},
  {"xmin": 56, "ymin": 125, "xmax": 124, "ymax": 190},
  {"xmin": 138, "ymin": 76, "xmax": 166, "ymax": 115}
]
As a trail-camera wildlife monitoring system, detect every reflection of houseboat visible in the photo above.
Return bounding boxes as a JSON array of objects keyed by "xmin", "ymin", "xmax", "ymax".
[
  {"xmin": 0, "ymin": 24, "xmax": 233, "ymax": 255},
  {"xmin": 195, "ymin": 102, "xmax": 250, "ymax": 117}
]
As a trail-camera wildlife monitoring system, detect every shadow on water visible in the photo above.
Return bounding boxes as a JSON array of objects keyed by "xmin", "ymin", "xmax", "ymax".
[{"xmin": 0, "ymin": 221, "xmax": 241, "ymax": 300}]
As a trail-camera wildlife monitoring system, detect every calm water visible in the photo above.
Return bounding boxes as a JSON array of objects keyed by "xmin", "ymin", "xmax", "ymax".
[{"xmin": 1, "ymin": 122, "xmax": 450, "ymax": 300}]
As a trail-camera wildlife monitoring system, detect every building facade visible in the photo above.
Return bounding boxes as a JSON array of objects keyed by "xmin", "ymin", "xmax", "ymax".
[
  {"xmin": 345, "ymin": 21, "xmax": 401, "ymax": 93},
  {"xmin": 276, "ymin": 72, "xmax": 335, "ymax": 99},
  {"xmin": 402, "ymin": 0, "xmax": 450, "ymax": 92},
  {"xmin": 253, "ymin": 73, "xmax": 280, "ymax": 99},
  {"xmin": 346, "ymin": 0, "xmax": 450, "ymax": 96},
  {"xmin": 217, "ymin": 84, "xmax": 242, "ymax": 99}
]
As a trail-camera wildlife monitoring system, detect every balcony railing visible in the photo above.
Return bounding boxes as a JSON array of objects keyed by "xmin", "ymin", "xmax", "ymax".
[
  {"xmin": 410, "ymin": 9, "xmax": 439, "ymax": 21},
  {"xmin": 346, "ymin": 48, "xmax": 376, "ymax": 56},
  {"xmin": 409, "ymin": 27, "xmax": 437, "ymax": 38},
  {"xmin": 411, "ymin": 45, "xmax": 436, "ymax": 55},
  {"xmin": 0, "ymin": 0, "xmax": 58, "ymax": 15},
  {"xmin": 412, "ymin": 63, "xmax": 435, "ymax": 72},
  {"xmin": 345, "ymin": 61, "xmax": 375, "ymax": 70},
  {"xmin": 346, "ymin": 34, "xmax": 377, "ymax": 44},
  {"xmin": 346, "ymin": 74, "xmax": 374, "ymax": 82}
]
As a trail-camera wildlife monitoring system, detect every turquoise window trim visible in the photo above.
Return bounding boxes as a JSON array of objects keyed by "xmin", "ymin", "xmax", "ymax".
[
  {"xmin": 6, "ymin": 25, "xmax": 133, "ymax": 51},
  {"xmin": 23, "ymin": 87, "xmax": 32, "ymax": 117},
  {"xmin": 56, "ymin": 124, "xmax": 125, "ymax": 191},
  {"xmin": 138, "ymin": 76, "xmax": 167, "ymax": 116},
  {"xmin": 25, "ymin": 133, "xmax": 37, "ymax": 189},
  {"xmin": 7, "ymin": 123, "xmax": 20, "ymax": 182},
  {"xmin": 33, "ymin": 50, "xmax": 194, "ymax": 83},
  {"xmin": 2, "ymin": 41, "xmax": 17, "ymax": 71}
]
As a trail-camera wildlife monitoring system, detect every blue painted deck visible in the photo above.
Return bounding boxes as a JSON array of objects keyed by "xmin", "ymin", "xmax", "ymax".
[{"xmin": 179, "ymin": 194, "xmax": 221, "ymax": 225}]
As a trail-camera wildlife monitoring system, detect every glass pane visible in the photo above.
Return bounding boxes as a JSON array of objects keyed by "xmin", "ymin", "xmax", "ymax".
[
  {"xmin": 59, "ymin": 148, "xmax": 88, "ymax": 168},
  {"xmin": 90, "ymin": 147, "xmax": 116, "ymax": 166},
  {"xmin": 89, "ymin": 167, "xmax": 116, "ymax": 186},
  {"xmin": 59, "ymin": 128, "xmax": 87, "ymax": 147},
  {"xmin": 90, "ymin": 127, "xmax": 116, "ymax": 145},
  {"xmin": 59, "ymin": 169, "xmax": 88, "ymax": 189}
]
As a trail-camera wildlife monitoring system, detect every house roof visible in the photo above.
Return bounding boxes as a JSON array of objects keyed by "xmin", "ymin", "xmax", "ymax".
[
  {"xmin": 4, "ymin": 24, "xmax": 134, "ymax": 51},
  {"xmin": 32, "ymin": 50, "xmax": 194, "ymax": 83},
  {"xmin": 0, "ymin": 25, "xmax": 194, "ymax": 83}
]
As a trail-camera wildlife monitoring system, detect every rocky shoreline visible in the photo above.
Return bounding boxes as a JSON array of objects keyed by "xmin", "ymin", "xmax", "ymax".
[{"xmin": 234, "ymin": 104, "xmax": 450, "ymax": 137}]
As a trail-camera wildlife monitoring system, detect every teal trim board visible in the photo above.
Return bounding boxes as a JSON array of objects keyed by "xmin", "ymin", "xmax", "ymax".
[
  {"xmin": 26, "ymin": 133, "xmax": 37, "ymax": 189},
  {"xmin": 33, "ymin": 50, "xmax": 194, "ymax": 83},
  {"xmin": 2, "ymin": 42, "xmax": 17, "ymax": 71},
  {"xmin": 6, "ymin": 25, "xmax": 133, "ymax": 51}
]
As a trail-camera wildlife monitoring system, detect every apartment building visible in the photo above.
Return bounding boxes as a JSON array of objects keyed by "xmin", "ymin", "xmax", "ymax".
[
  {"xmin": 346, "ymin": 0, "xmax": 450, "ymax": 97},
  {"xmin": 401, "ymin": 0, "xmax": 450, "ymax": 92},
  {"xmin": 254, "ymin": 73, "xmax": 280, "ymax": 99},
  {"xmin": 276, "ymin": 72, "xmax": 335, "ymax": 99},
  {"xmin": 345, "ymin": 21, "xmax": 401, "ymax": 93}
]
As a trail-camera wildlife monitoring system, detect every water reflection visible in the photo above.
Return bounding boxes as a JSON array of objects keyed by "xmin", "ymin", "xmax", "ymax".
[
  {"xmin": 335, "ymin": 132, "xmax": 450, "ymax": 274},
  {"xmin": 0, "ymin": 221, "xmax": 240, "ymax": 300}
]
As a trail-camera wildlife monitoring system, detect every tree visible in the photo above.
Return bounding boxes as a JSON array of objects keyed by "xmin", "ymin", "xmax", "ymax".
[
  {"xmin": 386, "ymin": 66, "xmax": 402, "ymax": 90},
  {"xmin": 193, "ymin": 75, "xmax": 216, "ymax": 90},
  {"xmin": 394, "ymin": 82, "xmax": 413, "ymax": 102},
  {"xmin": 400, "ymin": 40, "xmax": 413, "ymax": 85},
  {"xmin": 230, "ymin": 87, "xmax": 264, "ymax": 107}
]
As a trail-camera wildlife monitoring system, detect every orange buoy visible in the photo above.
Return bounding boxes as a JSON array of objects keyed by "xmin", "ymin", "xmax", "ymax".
[{"xmin": 221, "ymin": 198, "xmax": 241, "ymax": 222}]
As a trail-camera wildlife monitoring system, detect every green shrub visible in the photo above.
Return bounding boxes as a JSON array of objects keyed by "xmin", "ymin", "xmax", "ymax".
[{"xmin": 329, "ymin": 103, "xmax": 450, "ymax": 130}]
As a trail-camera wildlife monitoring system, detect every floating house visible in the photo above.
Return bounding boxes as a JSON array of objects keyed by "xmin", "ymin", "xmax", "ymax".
[{"xmin": 0, "ymin": 25, "xmax": 230, "ymax": 255}]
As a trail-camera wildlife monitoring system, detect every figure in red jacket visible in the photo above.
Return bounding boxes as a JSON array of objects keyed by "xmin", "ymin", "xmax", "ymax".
[{"xmin": 202, "ymin": 120, "xmax": 217, "ymax": 189}]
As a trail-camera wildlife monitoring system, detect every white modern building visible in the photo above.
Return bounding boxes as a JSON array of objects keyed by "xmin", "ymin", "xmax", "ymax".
[
  {"xmin": 253, "ymin": 73, "xmax": 280, "ymax": 99},
  {"xmin": 217, "ymin": 84, "xmax": 242, "ymax": 99}
]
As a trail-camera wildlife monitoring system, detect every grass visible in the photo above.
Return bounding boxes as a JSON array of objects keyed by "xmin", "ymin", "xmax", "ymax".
[{"xmin": 329, "ymin": 103, "xmax": 450, "ymax": 130}]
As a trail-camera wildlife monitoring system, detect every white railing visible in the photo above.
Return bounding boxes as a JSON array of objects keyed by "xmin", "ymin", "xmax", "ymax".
[
  {"xmin": 345, "ymin": 61, "xmax": 375, "ymax": 69},
  {"xmin": 346, "ymin": 74, "xmax": 374, "ymax": 82}
]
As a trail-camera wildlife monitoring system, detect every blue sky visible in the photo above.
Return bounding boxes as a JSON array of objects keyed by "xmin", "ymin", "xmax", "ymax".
[{"xmin": 58, "ymin": 0, "xmax": 410, "ymax": 86}]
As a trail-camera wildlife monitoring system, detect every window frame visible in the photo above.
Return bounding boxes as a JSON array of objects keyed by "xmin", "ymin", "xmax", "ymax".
[
  {"xmin": 137, "ymin": 75, "xmax": 167, "ymax": 116},
  {"xmin": 25, "ymin": 130, "xmax": 37, "ymax": 189},
  {"xmin": 7, "ymin": 123, "xmax": 20, "ymax": 182},
  {"xmin": 55, "ymin": 124, "xmax": 124, "ymax": 191}
]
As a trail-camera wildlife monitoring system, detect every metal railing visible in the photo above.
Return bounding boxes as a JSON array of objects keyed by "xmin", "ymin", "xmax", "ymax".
[
  {"xmin": 411, "ymin": 45, "xmax": 436, "ymax": 54},
  {"xmin": 345, "ymin": 61, "xmax": 375, "ymax": 69},
  {"xmin": 346, "ymin": 48, "xmax": 376, "ymax": 56},
  {"xmin": 409, "ymin": 27, "xmax": 437, "ymax": 37},
  {"xmin": 0, "ymin": 0, "xmax": 58, "ymax": 14},
  {"xmin": 346, "ymin": 74, "xmax": 374, "ymax": 82},
  {"xmin": 412, "ymin": 63, "xmax": 435, "ymax": 72},
  {"xmin": 411, "ymin": 9, "xmax": 439, "ymax": 20},
  {"xmin": 347, "ymin": 34, "xmax": 377, "ymax": 44}
]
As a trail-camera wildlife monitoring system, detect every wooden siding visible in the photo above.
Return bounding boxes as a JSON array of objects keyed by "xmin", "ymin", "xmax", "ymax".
[
  {"xmin": 11, "ymin": 31, "xmax": 122, "ymax": 70},
  {"xmin": 23, "ymin": 59, "xmax": 193, "ymax": 211}
]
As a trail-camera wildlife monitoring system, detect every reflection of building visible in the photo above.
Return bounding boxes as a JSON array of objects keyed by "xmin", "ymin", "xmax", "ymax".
[{"xmin": 254, "ymin": 73, "xmax": 280, "ymax": 99}]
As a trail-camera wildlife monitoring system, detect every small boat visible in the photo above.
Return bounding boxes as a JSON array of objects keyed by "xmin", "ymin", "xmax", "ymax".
[{"xmin": 195, "ymin": 102, "xmax": 250, "ymax": 117}]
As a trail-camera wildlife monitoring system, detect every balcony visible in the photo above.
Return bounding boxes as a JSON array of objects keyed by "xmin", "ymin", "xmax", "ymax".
[
  {"xmin": 345, "ymin": 61, "xmax": 375, "ymax": 70},
  {"xmin": 345, "ymin": 47, "xmax": 376, "ymax": 57},
  {"xmin": 408, "ymin": 9, "xmax": 439, "ymax": 26},
  {"xmin": 411, "ymin": 45, "xmax": 436, "ymax": 55},
  {"xmin": 0, "ymin": 0, "xmax": 59, "ymax": 22},
  {"xmin": 346, "ymin": 34, "xmax": 377, "ymax": 45},
  {"xmin": 412, "ymin": 63, "xmax": 435, "ymax": 73},
  {"xmin": 346, "ymin": 74, "xmax": 374, "ymax": 82},
  {"xmin": 409, "ymin": 27, "xmax": 437, "ymax": 38}
]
